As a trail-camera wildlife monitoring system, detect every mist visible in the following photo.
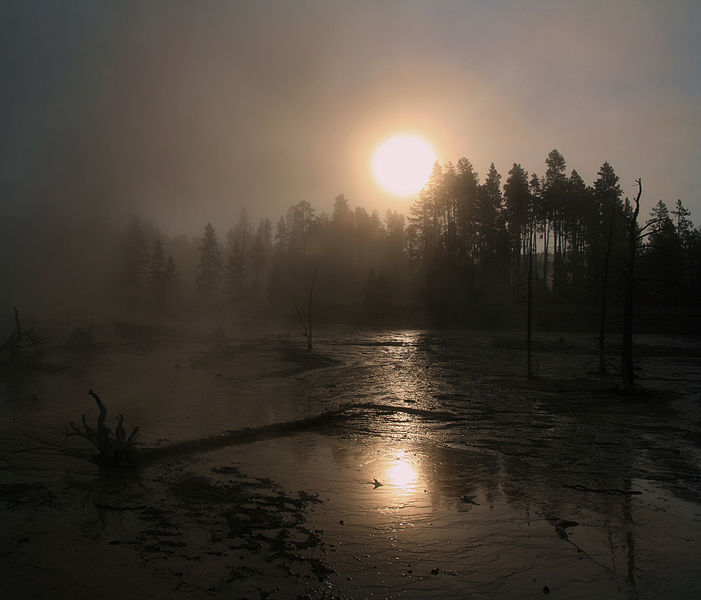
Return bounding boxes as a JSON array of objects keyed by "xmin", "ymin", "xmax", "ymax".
[
  {"xmin": 2, "ymin": 2, "xmax": 699, "ymax": 232},
  {"xmin": 2, "ymin": 2, "xmax": 701, "ymax": 599}
]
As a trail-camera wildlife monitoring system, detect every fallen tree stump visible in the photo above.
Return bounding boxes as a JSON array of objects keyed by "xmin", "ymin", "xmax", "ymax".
[{"xmin": 65, "ymin": 390, "xmax": 140, "ymax": 467}]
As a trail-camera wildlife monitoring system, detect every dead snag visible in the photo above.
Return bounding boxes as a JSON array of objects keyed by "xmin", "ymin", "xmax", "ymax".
[
  {"xmin": 622, "ymin": 179, "xmax": 642, "ymax": 393},
  {"xmin": 0, "ymin": 307, "xmax": 42, "ymax": 369},
  {"xmin": 287, "ymin": 266, "xmax": 319, "ymax": 350},
  {"xmin": 65, "ymin": 390, "xmax": 140, "ymax": 467}
]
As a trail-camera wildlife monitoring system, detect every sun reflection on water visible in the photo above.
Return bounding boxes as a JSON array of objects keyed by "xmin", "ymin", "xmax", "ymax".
[{"xmin": 385, "ymin": 449, "xmax": 419, "ymax": 493}]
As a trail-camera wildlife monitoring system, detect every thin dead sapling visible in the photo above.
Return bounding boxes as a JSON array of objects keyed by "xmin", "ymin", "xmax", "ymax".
[{"xmin": 287, "ymin": 265, "xmax": 319, "ymax": 350}]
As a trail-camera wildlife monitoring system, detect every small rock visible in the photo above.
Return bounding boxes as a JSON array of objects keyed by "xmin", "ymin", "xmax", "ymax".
[
  {"xmin": 543, "ymin": 585, "xmax": 550, "ymax": 594},
  {"xmin": 339, "ymin": 520, "xmax": 344, "ymax": 525},
  {"xmin": 430, "ymin": 567, "xmax": 440, "ymax": 575}
]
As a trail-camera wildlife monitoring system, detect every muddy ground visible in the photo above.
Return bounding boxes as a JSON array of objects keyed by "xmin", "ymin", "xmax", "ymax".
[{"xmin": 1, "ymin": 323, "xmax": 700, "ymax": 599}]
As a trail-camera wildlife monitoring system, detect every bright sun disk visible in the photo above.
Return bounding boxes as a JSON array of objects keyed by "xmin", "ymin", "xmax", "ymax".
[{"xmin": 372, "ymin": 134, "xmax": 437, "ymax": 196}]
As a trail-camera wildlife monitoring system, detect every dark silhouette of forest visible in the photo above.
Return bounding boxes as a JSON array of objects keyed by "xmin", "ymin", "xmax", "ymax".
[
  {"xmin": 3, "ymin": 149, "xmax": 694, "ymax": 336},
  {"xmin": 106, "ymin": 150, "xmax": 700, "ymax": 335}
]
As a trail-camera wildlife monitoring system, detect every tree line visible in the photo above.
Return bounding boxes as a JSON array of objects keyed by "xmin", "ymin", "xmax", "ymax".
[{"xmin": 115, "ymin": 149, "xmax": 701, "ymax": 330}]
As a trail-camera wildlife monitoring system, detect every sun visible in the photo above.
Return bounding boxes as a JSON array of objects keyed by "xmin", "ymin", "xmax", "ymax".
[{"xmin": 372, "ymin": 134, "xmax": 437, "ymax": 196}]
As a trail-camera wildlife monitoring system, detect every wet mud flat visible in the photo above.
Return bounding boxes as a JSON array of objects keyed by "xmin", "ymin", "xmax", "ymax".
[
  {"xmin": 1, "ymin": 325, "xmax": 701, "ymax": 598},
  {"xmin": 1, "ymin": 459, "xmax": 333, "ymax": 600}
]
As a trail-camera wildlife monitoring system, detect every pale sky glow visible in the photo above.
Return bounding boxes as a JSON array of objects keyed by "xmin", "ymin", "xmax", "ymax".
[{"xmin": 0, "ymin": 1, "xmax": 699, "ymax": 233}]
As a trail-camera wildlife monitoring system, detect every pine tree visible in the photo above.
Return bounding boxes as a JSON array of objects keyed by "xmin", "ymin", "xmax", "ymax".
[
  {"xmin": 123, "ymin": 213, "xmax": 148, "ymax": 299},
  {"xmin": 251, "ymin": 218, "xmax": 273, "ymax": 298},
  {"xmin": 566, "ymin": 169, "xmax": 592, "ymax": 293},
  {"xmin": 228, "ymin": 208, "xmax": 252, "ymax": 253},
  {"xmin": 544, "ymin": 149, "xmax": 568, "ymax": 292},
  {"xmin": 504, "ymin": 163, "xmax": 531, "ymax": 283},
  {"xmin": 286, "ymin": 201, "xmax": 315, "ymax": 257},
  {"xmin": 148, "ymin": 239, "xmax": 166, "ymax": 309},
  {"xmin": 476, "ymin": 163, "xmax": 503, "ymax": 262},
  {"xmin": 671, "ymin": 199, "xmax": 692, "ymax": 244},
  {"xmin": 408, "ymin": 162, "xmax": 442, "ymax": 270},
  {"xmin": 164, "ymin": 255, "xmax": 179, "ymax": 311},
  {"xmin": 197, "ymin": 223, "xmax": 222, "ymax": 296},
  {"xmin": 455, "ymin": 157, "xmax": 479, "ymax": 260},
  {"xmin": 592, "ymin": 162, "xmax": 622, "ymax": 375},
  {"xmin": 643, "ymin": 200, "xmax": 684, "ymax": 303},
  {"xmin": 274, "ymin": 217, "xmax": 288, "ymax": 257},
  {"xmin": 226, "ymin": 241, "xmax": 247, "ymax": 305}
]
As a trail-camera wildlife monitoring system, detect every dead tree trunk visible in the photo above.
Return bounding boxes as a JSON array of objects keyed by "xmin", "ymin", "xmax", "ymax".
[
  {"xmin": 289, "ymin": 266, "xmax": 319, "ymax": 350},
  {"xmin": 622, "ymin": 179, "xmax": 642, "ymax": 393},
  {"xmin": 527, "ymin": 229, "xmax": 534, "ymax": 378},
  {"xmin": 306, "ymin": 266, "xmax": 318, "ymax": 350},
  {"xmin": 542, "ymin": 219, "xmax": 549, "ymax": 288},
  {"xmin": 598, "ymin": 199, "xmax": 617, "ymax": 375}
]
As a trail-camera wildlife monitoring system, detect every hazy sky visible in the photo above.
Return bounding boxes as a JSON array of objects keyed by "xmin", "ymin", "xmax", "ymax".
[{"xmin": 1, "ymin": 0, "xmax": 699, "ymax": 234}]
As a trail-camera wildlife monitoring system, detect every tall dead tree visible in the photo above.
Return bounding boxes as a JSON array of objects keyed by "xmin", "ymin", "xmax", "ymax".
[
  {"xmin": 598, "ymin": 199, "xmax": 617, "ymax": 375},
  {"xmin": 622, "ymin": 179, "xmax": 642, "ymax": 393},
  {"xmin": 526, "ymin": 229, "xmax": 534, "ymax": 378},
  {"xmin": 289, "ymin": 266, "xmax": 319, "ymax": 350}
]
